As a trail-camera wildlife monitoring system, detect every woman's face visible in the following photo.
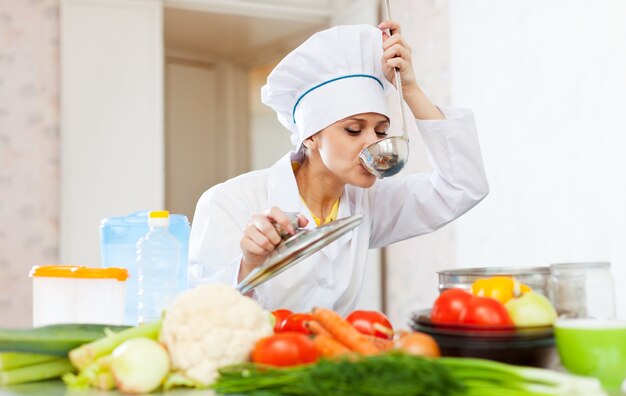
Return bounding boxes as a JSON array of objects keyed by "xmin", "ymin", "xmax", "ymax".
[{"xmin": 306, "ymin": 112, "xmax": 390, "ymax": 188}]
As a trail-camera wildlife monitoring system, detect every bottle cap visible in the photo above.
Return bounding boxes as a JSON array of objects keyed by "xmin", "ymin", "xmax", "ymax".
[
  {"xmin": 149, "ymin": 211, "xmax": 170, "ymax": 219},
  {"xmin": 148, "ymin": 211, "xmax": 170, "ymax": 228}
]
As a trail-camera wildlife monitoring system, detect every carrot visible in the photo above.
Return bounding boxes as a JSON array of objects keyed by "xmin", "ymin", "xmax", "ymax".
[
  {"xmin": 313, "ymin": 334, "xmax": 354, "ymax": 359},
  {"xmin": 304, "ymin": 320, "xmax": 331, "ymax": 337},
  {"xmin": 312, "ymin": 308, "xmax": 379, "ymax": 355},
  {"xmin": 366, "ymin": 335, "xmax": 394, "ymax": 352}
]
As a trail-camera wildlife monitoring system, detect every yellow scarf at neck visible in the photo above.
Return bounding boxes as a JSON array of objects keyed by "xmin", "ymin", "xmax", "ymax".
[{"xmin": 300, "ymin": 195, "xmax": 340, "ymax": 226}]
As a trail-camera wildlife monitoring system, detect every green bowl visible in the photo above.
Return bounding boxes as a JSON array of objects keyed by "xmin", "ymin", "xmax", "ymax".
[{"xmin": 555, "ymin": 319, "xmax": 626, "ymax": 391}]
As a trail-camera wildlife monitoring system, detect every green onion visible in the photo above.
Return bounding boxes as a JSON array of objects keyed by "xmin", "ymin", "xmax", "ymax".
[
  {"xmin": 211, "ymin": 354, "xmax": 607, "ymax": 396},
  {"xmin": 439, "ymin": 357, "xmax": 606, "ymax": 396}
]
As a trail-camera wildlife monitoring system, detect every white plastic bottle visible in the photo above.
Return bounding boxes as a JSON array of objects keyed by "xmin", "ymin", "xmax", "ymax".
[{"xmin": 136, "ymin": 211, "xmax": 181, "ymax": 323}]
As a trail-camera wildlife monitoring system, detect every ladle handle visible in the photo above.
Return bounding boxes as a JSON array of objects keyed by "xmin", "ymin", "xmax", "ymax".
[{"xmin": 383, "ymin": 0, "xmax": 409, "ymax": 142}]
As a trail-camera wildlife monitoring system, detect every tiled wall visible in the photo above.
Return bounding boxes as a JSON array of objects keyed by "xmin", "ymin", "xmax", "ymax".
[{"xmin": 0, "ymin": 0, "xmax": 60, "ymax": 327}]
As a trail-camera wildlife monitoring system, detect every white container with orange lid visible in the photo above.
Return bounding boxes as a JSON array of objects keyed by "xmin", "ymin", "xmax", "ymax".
[{"xmin": 30, "ymin": 266, "xmax": 128, "ymax": 326}]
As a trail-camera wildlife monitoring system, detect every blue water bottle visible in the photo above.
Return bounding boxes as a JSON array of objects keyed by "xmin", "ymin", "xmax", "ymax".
[{"xmin": 136, "ymin": 211, "xmax": 180, "ymax": 324}]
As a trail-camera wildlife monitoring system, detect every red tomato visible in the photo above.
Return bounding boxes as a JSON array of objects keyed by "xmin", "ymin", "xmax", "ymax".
[
  {"xmin": 346, "ymin": 310, "xmax": 394, "ymax": 339},
  {"xmin": 252, "ymin": 332, "xmax": 319, "ymax": 367},
  {"xmin": 271, "ymin": 309, "xmax": 293, "ymax": 332},
  {"xmin": 431, "ymin": 289, "xmax": 475, "ymax": 324},
  {"xmin": 281, "ymin": 313, "xmax": 314, "ymax": 334},
  {"xmin": 461, "ymin": 296, "xmax": 514, "ymax": 327}
]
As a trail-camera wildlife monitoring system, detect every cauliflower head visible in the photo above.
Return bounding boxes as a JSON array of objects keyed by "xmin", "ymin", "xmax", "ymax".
[{"xmin": 159, "ymin": 284, "xmax": 273, "ymax": 386}]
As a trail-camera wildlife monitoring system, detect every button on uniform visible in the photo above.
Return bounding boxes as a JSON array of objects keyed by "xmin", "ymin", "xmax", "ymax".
[{"xmin": 318, "ymin": 278, "xmax": 331, "ymax": 289}]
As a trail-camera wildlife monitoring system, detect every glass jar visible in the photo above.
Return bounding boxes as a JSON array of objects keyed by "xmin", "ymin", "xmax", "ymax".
[{"xmin": 550, "ymin": 262, "xmax": 616, "ymax": 320}]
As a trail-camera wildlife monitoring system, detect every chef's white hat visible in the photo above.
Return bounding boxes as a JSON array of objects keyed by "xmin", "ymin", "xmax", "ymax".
[{"xmin": 261, "ymin": 24, "xmax": 390, "ymax": 147}]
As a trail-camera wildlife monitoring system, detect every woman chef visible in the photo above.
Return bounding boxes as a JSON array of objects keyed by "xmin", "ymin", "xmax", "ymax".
[{"xmin": 188, "ymin": 22, "xmax": 489, "ymax": 314}]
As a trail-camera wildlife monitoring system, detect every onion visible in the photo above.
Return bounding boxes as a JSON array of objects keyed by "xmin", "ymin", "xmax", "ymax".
[
  {"xmin": 110, "ymin": 337, "xmax": 170, "ymax": 394},
  {"xmin": 394, "ymin": 331, "xmax": 441, "ymax": 358}
]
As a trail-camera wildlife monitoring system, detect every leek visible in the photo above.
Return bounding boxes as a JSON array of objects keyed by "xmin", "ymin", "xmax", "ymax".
[
  {"xmin": 0, "ymin": 352, "xmax": 59, "ymax": 371},
  {"xmin": 0, "ymin": 323, "xmax": 129, "ymax": 356},
  {"xmin": 0, "ymin": 358, "xmax": 74, "ymax": 386}
]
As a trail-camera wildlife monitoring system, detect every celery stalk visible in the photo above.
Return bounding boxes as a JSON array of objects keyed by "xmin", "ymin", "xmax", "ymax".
[
  {"xmin": 0, "ymin": 358, "xmax": 74, "ymax": 386},
  {"xmin": 69, "ymin": 321, "xmax": 161, "ymax": 370},
  {"xmin": 0, "ymin": 352, "xmax": 59, "ymax": 371}
]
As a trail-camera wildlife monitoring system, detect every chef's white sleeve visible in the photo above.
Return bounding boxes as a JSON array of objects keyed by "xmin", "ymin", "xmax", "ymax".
[
  {"xmin": 368, "ymin": 107, "xmax": 489, "ymax": 249},
  {"xmin": 188, "ymin": 186, "xmax": 250, "ymax": 290}
]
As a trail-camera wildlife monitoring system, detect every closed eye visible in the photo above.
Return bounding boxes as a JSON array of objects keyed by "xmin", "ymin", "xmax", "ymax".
[{"xmin": 346, "ymin": 129, "xmax": 388, "ymax": 137}]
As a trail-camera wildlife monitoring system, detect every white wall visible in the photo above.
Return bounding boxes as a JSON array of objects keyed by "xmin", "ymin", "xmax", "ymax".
[
  {"xmin": 449, "ymin": 0, "xmax": 626, "ymax": 318},
  {"xmin": 60, "ymin": 0, "xmax": 164, "ymax": 265},
  {"xmin": 0, "ymin": 0, "xmax": 60, "ymax": 327}
]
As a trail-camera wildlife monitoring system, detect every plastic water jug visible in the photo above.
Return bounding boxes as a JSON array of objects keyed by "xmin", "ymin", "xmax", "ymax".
[
  {"xmin": 100, "ymin": 211, "xmax": 190, "ymax": 325},
  {"xmin": 137, "ymin": 211, "xmax": 181, "ymax": 324}
]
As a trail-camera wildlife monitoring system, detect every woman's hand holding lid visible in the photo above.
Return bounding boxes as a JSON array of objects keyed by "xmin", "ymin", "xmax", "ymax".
[{"xmin": 239, "ymin": 207, "xmax": 308, "ymax": 282}]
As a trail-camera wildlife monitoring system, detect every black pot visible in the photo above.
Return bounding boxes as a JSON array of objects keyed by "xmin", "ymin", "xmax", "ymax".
[{"xmin": 409, "ymin": 309, "xmax": 558, "ymax": 368}]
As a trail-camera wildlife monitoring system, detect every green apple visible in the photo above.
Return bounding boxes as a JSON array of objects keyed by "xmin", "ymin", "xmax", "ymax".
[{"xmin": 505, "ymin": 291, "xmax": 557, "ymax": 327}]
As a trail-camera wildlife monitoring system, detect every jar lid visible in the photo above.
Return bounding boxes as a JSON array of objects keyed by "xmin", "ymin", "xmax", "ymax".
[
  {"xmin": 100, "ymin": 211, "xmax": 189, "ymax": 227},
  {"xmin": 550, "ymin": 262, "xmax": 611, "ymax": 272},
  {"xmin": 29, "ymin": 266, "xmax": 129, "ymax": 281}
]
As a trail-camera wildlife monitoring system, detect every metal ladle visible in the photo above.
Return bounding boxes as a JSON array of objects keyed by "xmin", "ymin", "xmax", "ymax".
[{"xmin": 358, "ymin": 0, "xmax": 410, "ymax": 179}]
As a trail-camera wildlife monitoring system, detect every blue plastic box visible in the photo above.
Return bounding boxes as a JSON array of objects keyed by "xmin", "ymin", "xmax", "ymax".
[{"xmin": 100, "ymin": 211, "xmax": 190, "ymax": 325}]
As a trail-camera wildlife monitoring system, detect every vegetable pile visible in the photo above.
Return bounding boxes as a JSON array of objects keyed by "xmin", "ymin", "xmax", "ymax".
[
  {"xmin": 263, "ymin": 307, "xmax": 439, "ymax": 364},
  {"xmin": 432, "ymin": 276, "xmax": 558, "ymax": 327},
  {"xmin": 0, "ymin": 283, "xmax": 608, "ymax": 396},
  {"xmin": 63, "ymin": 284, "xmax": 274, "ymax": 392}
]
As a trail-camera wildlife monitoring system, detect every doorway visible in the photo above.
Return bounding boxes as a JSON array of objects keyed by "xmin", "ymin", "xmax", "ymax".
[{"xmin": 163, "ymin": 4, "xmax": 328, "ymax": 221}]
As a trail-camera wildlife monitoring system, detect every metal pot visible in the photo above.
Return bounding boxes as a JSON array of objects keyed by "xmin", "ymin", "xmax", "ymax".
[{"xmin": 437, "ymin": 266, "xmax": 552, "ymax": 299}]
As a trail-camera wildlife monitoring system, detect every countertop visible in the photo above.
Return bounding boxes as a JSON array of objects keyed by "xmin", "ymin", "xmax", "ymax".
[
  {"xmin": 0, "ymin": 381, "xmax": 215, "ymax": 396},
  {"xmin": 1, "ymin": 380, "xmax": 624, "ymax": 396}
]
